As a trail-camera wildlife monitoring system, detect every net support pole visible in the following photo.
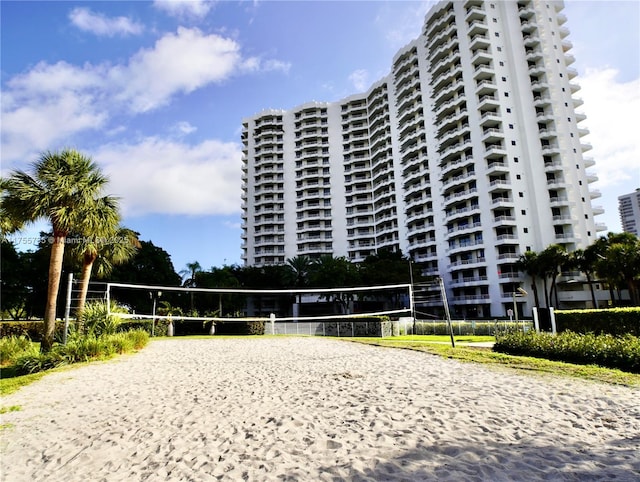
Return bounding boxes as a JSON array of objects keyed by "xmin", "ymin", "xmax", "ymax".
[
  {"xmin": 63, "ymin": 273, "xmax": 73, "ymax": 345},
  {"xmin": 409, "ymin": 260, "xmax": 416, "ymax": 335},
  {"xmin": 438, "ymin": 277, "xmax": 455, "ymax": 348}
]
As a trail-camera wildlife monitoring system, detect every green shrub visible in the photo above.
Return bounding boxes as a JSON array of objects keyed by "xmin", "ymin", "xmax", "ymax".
[
  {"xmin": 215, "ymin": 320, "xmax": 265, "ymax": 336},
  {"xmin": 15, "ymin": 350, "xmax": 68, "ymax": 374},
  {"xmin": 12, "ymin": 330, "xmax": 149, "ymax": 375},
  {"xmin": 555, "ymin": 308, "xmax": 640, "ymax": 336},
  {"xmin": 0, "ymin": 335, "xmax": 38, "ymax": 365},
  {"xmin": 0, "ymin": 321, "xmax": 65, "ymax": 341},
  {"xmin": 79, "ymin": 300, "xmax": 128, "ymax": 337},
  {"xmin": 494, "ymin": 331, "xmax": 640, "ymax": 373},
  {"xmin": 413, "ymin": 320, "xmax": 530, "ymax": 336}
]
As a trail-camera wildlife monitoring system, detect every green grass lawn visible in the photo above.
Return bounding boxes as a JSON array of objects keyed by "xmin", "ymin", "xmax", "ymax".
[
  {"xmin": 380, "ymin": 335, "xmax": 495, "ymax": 344},
  {"xmin": 345, "ymin": 337, "xmax": 640, "ymax": 387}
]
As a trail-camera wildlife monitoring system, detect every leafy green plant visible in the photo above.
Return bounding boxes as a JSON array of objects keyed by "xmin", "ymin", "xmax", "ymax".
[
  {"xmin": 555, "ymin": 308, "xmax": 640, "ymax": 336},
  {"xmin": 79, "ymin": 300, "xmax": 128, "ymax": 337},
  {"xmin": 494, "ymin": 331, "xmax": 640, "ymax": 373},
  {"xmin": 0, "ymin": 335, "xmax": 38, "ymax": 366},
  {"xmin": 11, "ymin": 330, "xmax": 149, "ymax": 375}
]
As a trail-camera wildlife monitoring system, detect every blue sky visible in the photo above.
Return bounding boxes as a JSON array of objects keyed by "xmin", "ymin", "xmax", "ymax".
[{"xmin": 2, "ymin": 0, "xmax": 639, "ymax": 276}]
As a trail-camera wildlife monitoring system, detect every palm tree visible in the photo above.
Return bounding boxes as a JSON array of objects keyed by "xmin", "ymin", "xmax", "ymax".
[
  {"xmin": 570, "ymin": 246, "xmax": 600, "ymax": 308},
  {"xmin": 180, "ymin": 261, "xmax": 202, "ymax": 312},
  {"xmin": 515, "ymin": 251, "xmax": 542, "ymax": 308},
  {"xmin": 1, "ymin": 149, "xmax": 113, "ymax": 352},
  {"xmin": 539, "ymin": 244, "xmax": 568, "ymax": 307},
  {"xmin": 286, "ymin": 255, "xmax": 312, "ymax": 304},
  {"xmin": 602, "ymin": 233, "xmax": 640, "ymax": 305},
  {"xmin": 72, "ymin": 226, "xmax": 140, "ymax": 317}
]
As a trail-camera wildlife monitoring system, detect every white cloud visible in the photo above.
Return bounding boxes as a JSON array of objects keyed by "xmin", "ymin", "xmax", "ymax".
[
  {"xmin": 1, "ymin": 61, "xmax": 108, "ymax": 165},
  {"xmin": 113, "ymin": 27, "xmax": 242, "ymax": 113},
  {"xmin": 173, "ymin": 121, "xmax": 197, "ymax": 136},
  {"xmin": 578, "ymin": 67, "xmax": 640, "ymax": 188},
  {"xmin": 1, "ymin": 28, "xmax": 289, "ymax": 164},
  {"xmin": 153, "ymin": 0, "xmax": 213, "ymax": 19},
  {"xmin": 348, "ymin": 69, "xmax": 369, "ymax": 92},
  {"xmin": 69, "ymin": 7, "xmax": 144, "ymax": 37},
  {"xmin": 96, "ymin": 137, "xmax": 242, "ymax": 217}
]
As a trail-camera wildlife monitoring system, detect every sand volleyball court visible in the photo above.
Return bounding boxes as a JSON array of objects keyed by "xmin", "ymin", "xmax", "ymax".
[{"xmin": 1, "ymin": 337, "xmax": 638, "ymax": 481}]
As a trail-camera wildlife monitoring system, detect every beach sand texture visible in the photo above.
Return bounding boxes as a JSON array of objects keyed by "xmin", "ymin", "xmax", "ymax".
[{"xmin": 1, "ymin": 337, "xmax": 638, "ymax": 482}]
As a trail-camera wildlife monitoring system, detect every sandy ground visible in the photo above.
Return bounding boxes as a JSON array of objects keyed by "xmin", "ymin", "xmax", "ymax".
[{"xmin": 0, "ymin": 337, "xmax": 638, "ymax": 482}]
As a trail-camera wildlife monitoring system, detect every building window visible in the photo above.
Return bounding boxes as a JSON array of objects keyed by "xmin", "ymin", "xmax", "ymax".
[
  {"xmin": 514, "ymin": 157, "xmax": 519, "ymax": 162},
  {"xmin": 511, "ymin": 140, "xmax": 516, "ymax": 146},
  {"xmin": 519, "ymin": 192, "xmax": 524, "ymax": 198},
  {"xmin": 509, "ymin": 124, "xmax": 514, "ymax": 129},
  {"xmin": 506, "ymin": 108, "xmax": 511, "ymax": 113},
  {"xmin": 499, "ymin": 61, "xmax": 504, "ymax": 66},
  {"xmin": 523, "ymin": 228, "xmax": 528, "ymax": 233},
  {"xmin": 521, "ymin": 210, "xmax": 526, "ymax": 215},
  {"xmin": 516, "ymin": 174, "xmax": 521, "ymax": 180}
]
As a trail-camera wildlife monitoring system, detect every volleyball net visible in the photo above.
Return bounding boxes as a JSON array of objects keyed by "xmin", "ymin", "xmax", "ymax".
[{"xmin": 105, "ymin": 281, "xmax": 414, "ymax": 327}]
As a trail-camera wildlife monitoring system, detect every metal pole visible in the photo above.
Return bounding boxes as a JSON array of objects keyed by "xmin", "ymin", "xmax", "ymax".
[
  {"xmin": 409, "ymin": 260, "xmax": 416, "ymax": 335},
  {"xmin": 513, "ymin": 291, "xmax": 518, "ymax": 331},
  {"xmin": 151, "ymin": 295, "xmax": 157, "ymax": 337},
  {"xmin": 63, "ymin": 273, "xmax": 73, "ymax": 344},
  {"xmin": 438, "ymin": 277, "xmax": 455, "ymax": 348}
]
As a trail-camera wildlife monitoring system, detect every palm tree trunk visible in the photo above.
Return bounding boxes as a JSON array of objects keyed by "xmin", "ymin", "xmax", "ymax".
[
  {"xmin": 586, "ymin": 273, "xmax": 597, "ymax": 308},
  {"xmin": 531, "ymin": 277, "xmax": 540, "ymax": 308},
  {"xmin": 76, "ymin": 254, "xmax": 97, "ymax": 318},
  {"xmin": 42, "ymin": 233, "xmax": 66, "ymax": 352}
]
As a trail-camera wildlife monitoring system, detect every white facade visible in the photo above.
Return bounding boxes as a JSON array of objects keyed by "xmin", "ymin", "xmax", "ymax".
[
  {"xmin": 618, "ymin": 189, "xmax": 640, "ymax": 237},
  {"xmin": 241, "ymin": 0, "xmax": 604, "ymax": 318}
]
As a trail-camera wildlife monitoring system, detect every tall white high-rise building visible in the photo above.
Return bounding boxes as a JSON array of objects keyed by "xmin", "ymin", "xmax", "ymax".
[
  {"xmin": 619, "ymin": 189, "xmax": 640, "ymax": 237},
  {"xmin": 241, "ymin": 0, "xmax": 605, "ymax": 317}
]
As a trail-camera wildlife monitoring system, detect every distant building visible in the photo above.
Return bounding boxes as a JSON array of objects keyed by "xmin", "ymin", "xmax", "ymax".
[
  {"xmin": 618, "ymin": 189, "xmax": 640, "ymax": 237},
  {"xmin": 241, "ymin": 0, "xmax": 606, "ymax": 317}
]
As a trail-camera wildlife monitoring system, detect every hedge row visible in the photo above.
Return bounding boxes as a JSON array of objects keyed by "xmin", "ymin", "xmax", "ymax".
[
  {"xmin": 493, "ymin": 331, "xmax": 640, "ymax": 373},
  {"xmin": 0, "ymin": 321, "xmax": 65, "ymax": 341},
  {"xmin": 555, "ymin": 308, "xmax": 640, "ymax": 336}
]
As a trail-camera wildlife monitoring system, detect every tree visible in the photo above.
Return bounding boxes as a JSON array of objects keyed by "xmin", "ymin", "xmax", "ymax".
[
  {"xmin": 70, "ymin": 226, "xmax": 140, "ymax": 316},
  {"xmin": 0, "ymin": 240, "xmax": 29, "ymax": 319},
  {"xmin": 180, "ymin": 261, "xmax": 202, "ymax": 288},
  {"xmin": 180, "ymin": 261, "xmax": 202, "ymax": 312},
  {"xmin": 516, "ymin": 250, "xmax": 542, "ymax": 308},
  {"xmin": 309, "ymin": 255, "xmax": 361, "ymax": 313},
  {"xmin": 1, "ymin": 149, "xmax": 115, "ymax": 352},
  {"xmin": 569, "ymin": 246, "xmax": 600, "ymax": 308},
  {"xmin": 285, "ymin": 256, "xmax": 312, "ymax": 303},
  {"xmin": 108, "ymin": 240, "xmax": 182, "ymax": 313},
  {"xmin": 538, "ymin": 244, "xmax": 568, "ymax": 308},
  {"xmin": 601, "ymin": 233, "xmax": 640, "ymax": 306}
]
